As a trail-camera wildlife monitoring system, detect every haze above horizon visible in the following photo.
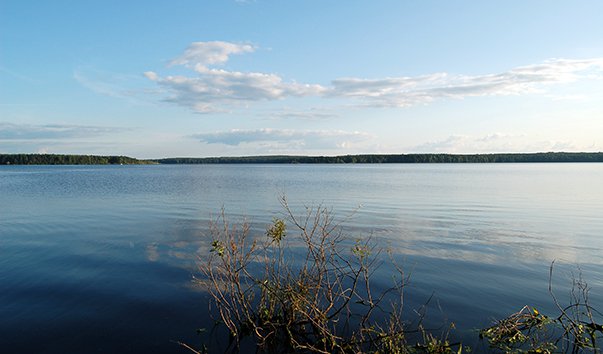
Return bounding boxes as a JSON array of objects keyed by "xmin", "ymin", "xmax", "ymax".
[{"xmin": 1, "ymin": 1, "xmax": 602, "ymax": 159}]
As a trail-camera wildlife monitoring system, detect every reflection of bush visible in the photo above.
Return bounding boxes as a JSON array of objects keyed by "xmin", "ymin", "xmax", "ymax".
[{"xmin": 183, "ymin": 198, "xmax": 601, "ymax": 353}]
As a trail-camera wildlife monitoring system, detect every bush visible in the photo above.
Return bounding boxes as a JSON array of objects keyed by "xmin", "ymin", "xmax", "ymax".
[
  {"xmin": 480, "ymin": 263, "xmax": 603, "ymax": 353},
  {"xmin": 183, "ymin": 199, "xmax": 601, "ymax": 353},
  {"xmin": 191, "ymin": 197, "xmax": 461, "ymax": 353}
]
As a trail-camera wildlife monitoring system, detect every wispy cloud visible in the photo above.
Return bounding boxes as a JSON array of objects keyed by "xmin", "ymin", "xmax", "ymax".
[
  {"xmin": 0, "ymin": 65, "xmax": 39, "ymax": 83},
  {"xmin": 410, "ymin": 133, "xmax": 596, "ymax": 153},
  {"xmin": 0, "ymin": 126, "xmax": 136, "ymax": 155},
  {"xmin": 74, "ymin": 66, "xmax": 160, "ymax": 102},
  {"xmin": 330, "ymin": 58, "xmax": 603, "ymax": 108},
  {"xmin": 145, "ymin": 41, "xmax": 603, "ymax": 113},
  {"xmin": 0, "ymin": 122, "xmax": 122, "ymax": 140},
  {"xmin": 263, "ymin": 108, "xmax": 339, "ymax": 121},
  {"xmin": 191, "ymin": 128, "xmax": 372, "ymax": 149}
]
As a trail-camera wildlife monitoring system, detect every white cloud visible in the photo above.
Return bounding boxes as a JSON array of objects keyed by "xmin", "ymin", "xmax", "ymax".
[
  {"xmin": 146, "ymin": 41, "xmax": 325, "ymax": 113},
  {"xmin": 150, "ymin": 70, "xmax": 325, "ymax": 113},
  {"xmin": 143, "ymin": 71, "xmax": 158, "ymax": 81},
  {"xmin": 146, "ymin": 42, "xmax": 603, "ymax": 113},
  {"xmin": 169, "ymin": 41, "xmax": 255, "ymax": 72},
  {"xmin": 191, "ymin": 128, "xmax": 372, "ymax": 149}
]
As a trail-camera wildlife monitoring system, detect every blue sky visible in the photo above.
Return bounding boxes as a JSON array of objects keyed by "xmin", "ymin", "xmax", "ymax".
[{"xmin": 1, "ymin": 0, "xmax": 602, "ymax": 158}]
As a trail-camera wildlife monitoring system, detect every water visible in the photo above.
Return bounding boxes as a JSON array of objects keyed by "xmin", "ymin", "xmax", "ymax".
[{"xmin": 1, "ymin": 164, "xmax": 602, "ymax": 352}]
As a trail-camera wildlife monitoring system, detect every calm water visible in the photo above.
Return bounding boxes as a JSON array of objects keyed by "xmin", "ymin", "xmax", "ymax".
[{"xmin": 1, "ymin": 164, "xmax": 602, "ymax": 352}]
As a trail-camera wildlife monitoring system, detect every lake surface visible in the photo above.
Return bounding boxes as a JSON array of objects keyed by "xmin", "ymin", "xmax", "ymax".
[{"xmin": 1, "ymin": 164, "xmax": 602, "ymax": 352}]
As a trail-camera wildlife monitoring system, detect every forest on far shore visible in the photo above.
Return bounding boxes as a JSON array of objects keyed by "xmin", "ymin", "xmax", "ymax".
[
  {"xmin": 2, "ymin": 152, "xmax": 602, "ymax": 165},
  {"xmin": 154, "ymin": 152, "xmax": 603, "ymax": 164},
  {"xmin": 0, "ymin": 154, "xmax": 153, "ymax": 165}
]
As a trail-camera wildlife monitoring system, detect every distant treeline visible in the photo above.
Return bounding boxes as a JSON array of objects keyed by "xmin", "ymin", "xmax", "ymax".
[
  {"xmin": 0, "ymin": 154, "xmax": 153, "ymax": 165},
  {"xmin": 155, "ymin": 152, "xmax": 603, "ymax": 164},
  {"xmin": 2, "ymin": 152, "xmax": 602, "ymax": 165}
]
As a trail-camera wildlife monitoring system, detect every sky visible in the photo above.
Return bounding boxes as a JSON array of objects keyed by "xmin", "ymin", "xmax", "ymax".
[{"xmin": 1, "ymin": 0, "xmax": 602, "ymax": 158}]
